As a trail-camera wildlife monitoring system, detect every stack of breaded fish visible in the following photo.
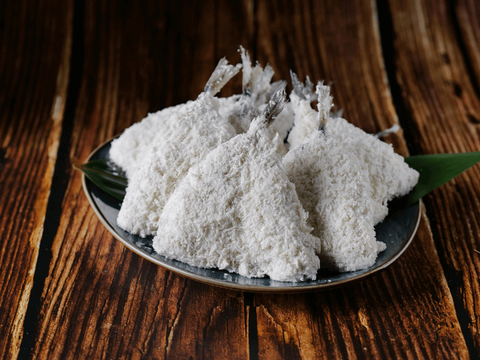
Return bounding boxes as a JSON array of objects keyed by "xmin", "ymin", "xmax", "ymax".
[{"xmin": 110, "ymin": 49, "xmax": 419, "ymax": 281}]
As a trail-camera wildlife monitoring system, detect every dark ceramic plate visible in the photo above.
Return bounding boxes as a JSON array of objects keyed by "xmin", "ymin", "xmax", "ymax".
[{"xmin": 82, "ymin": 139, "xmax": 421, "ymax": 293}]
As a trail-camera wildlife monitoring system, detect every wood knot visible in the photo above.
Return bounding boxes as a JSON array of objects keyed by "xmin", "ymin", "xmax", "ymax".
[
  {"xmin": 467, "ymin": 114, "xmax": 480, "ymax": 125},
  {"xmin": 0, "ymin": 147, "xmax": 7, "ymax": 171},
  {"xmin": 452, "ymin": 82, "xmax": 462, "ymax": 97}
]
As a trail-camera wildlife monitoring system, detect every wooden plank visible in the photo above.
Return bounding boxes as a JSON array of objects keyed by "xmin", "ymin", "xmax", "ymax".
[
  {"xmin": 255, "ymin": 219, "xmax": 467, "ymax": 359},
  {"xmin": 254, "ymin": 0, "xmax": 470, "ymax": 358},
  {"xmin": 29, "ymin": 0, "xmax": 251, "ymax": 358},
  {"xmin": 0, "ymin": 0, "xmax": 72, "ymax": 358},
  {"xmin": 456, "ymin": 0, "xmax": 480, "ymax": 93},
  {"xmin": 455, "ymin": 2, "xmax": 480, "ymax": 353},
  {"xmin": 388, "ymin": 0, "xmax": 480, "ymax": 356},
  {"xmin": 256, "ymin": 0, "xmax": 406, "ymax": 154}
]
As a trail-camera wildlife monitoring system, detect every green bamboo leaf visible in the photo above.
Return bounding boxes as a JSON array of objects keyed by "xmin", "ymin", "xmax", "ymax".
[
  {"xmin": 74, "ymin": 160, "xmax": 127, "ymax": 201},
  {"xmin": 405, "ymin": 152, "xmax": 480, "ymax": 204}
]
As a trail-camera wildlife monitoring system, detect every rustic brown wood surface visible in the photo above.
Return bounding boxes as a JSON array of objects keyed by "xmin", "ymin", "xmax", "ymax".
[
  {"xmin": 1, "ymin": 0, "xmax": 479, "ymax": 359},
  {"xmin": 388, "ymin": 0, "xmax": 480, "ymax": 355},
  {"xmin": 0, "ymin": 0, "xmax": 72, "ymax": 358}
]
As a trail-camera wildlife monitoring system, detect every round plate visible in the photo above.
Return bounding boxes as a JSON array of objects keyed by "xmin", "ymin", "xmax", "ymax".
[{"xmin": 82, "ymin": 139, "xmax": 422, "ymax": 293}]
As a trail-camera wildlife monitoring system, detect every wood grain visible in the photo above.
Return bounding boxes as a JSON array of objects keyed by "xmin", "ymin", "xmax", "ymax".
[
  {"xmin": 256, "ymin": 0, "xmax": 406, "ymax": 154},
  {"xmin": 255, "ymin": 217, "xmax": 468, "ymax": 359},
  {"xmin": 29, "ymin": 0, "xmax": 251, "ymax": 358},
  {"xmin": 254, "ymin": 0, "xmax": 470, "ymax": 358},
  {"xmin": 456, "ymin": 0, "xmax": 480, "ymax": 96},
  {"xmin": 0, "ymin": 0, "xmax": 72, "ymax": 358},
  {"xmin": 388, "ymin": 0, "xmax": 480, "ymax": 356},
  {"xmin": 2, "ymin": 0, "xmax": 479, "ymax": 358}
]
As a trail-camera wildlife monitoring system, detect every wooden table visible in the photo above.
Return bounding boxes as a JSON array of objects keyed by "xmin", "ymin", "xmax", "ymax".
[{"xmin": 2, "ymin": 0, "xmax": 480, "ymax": 358}]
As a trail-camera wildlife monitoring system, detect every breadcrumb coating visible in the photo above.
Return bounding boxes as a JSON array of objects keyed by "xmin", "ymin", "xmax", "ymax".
[
  {"xmin": 117, "ymin": 93, "xmax": 238, "ymax": 237},
  {"xmin": 284, "ymin": 131, "xmax": 384, "ymax": 272},
  {"xmin": 154, "ymin": 116, "xmax": 320, "ymax": 281}
]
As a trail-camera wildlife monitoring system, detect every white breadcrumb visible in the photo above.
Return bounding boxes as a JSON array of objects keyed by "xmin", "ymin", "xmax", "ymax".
[
  {"xmin": 109, "ymin": 59, "xmax": 241, "ymax": 179},
  {"xmin": 284, "ymin": 131, "xmax": 384, "ymax": 272},
  {"xmin": 110, "ymin": 49, "xmax": 290, "ymax": 179},
  {"xmin": 153, "ymin": 114, "xmax": 320, "ymax": 282},
  {"xmin": 224, "ymin": 95, "xmax": 261, "ymax": 135},
  {"xmin": 327, "ymin": 118, "xmax": 419, "ymax": 224},
  {"xmin": 112, "ymin": 58, "xmax": 420, "ymax": 277},
  {"xmin": 110, "ymin": 96, "xmax": 243, "ymax": 179},
  {"xmin": 109, "ymin": 103, "xmax": 187, "ymax": 178},
  {"xmin": 287, "ymin": 79, "xmax": 332, "ymax": 150},
  {"xmin": 286, "ymin": 91, "xmax": 319, "ymax": 150},
  {"xmin": 225, "ymin": 48, "xmax": 291, "ymax": 153},
  {"xmin": 284, "ymin": 80, "xmax": 419, "ymax": 272},
  {"xmin": 316, "ymin": 81, "xmax": 333, "ymax": 131},
  {"xmin": 240, "ymin": 47, "xmax": 277, "ymax": 107},
  {"xmin": 226, "ymin": 47, "xmax": 279, "ymax": 134},
  {"xmin": 216, "ymin": 95, "xmax": 242, "ymax": 119},
  {"xmin": 117, "ymin": 60, "xmax": 240, "ymax": 237},
  {"xmin": 287, "ymin": 79, "xmax": 419, "ymax": 224}
]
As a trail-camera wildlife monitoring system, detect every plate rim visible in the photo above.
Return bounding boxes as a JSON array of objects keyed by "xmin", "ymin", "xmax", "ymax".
[{"xmin": 81, "ymin": 138, "xmax": 422, "ymax": 293}]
